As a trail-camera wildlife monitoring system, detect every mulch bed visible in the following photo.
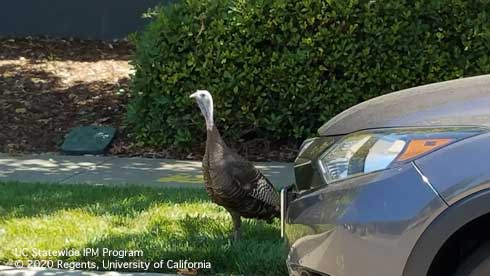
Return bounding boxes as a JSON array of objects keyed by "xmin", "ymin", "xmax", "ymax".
[{"xmin": 0, "ymin": 37, "xmax": 297, "ymax": 161}]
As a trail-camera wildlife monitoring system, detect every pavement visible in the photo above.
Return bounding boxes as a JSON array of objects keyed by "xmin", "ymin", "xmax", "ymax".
[
  {"xmin": 0, "ymin": 266, "xmax": 169, "ymax": 276},
  {"xmin": 0, "ymin": 153, "xmax": 294, "ymax": 276},
  {"xmin": 0, "ymin": 153, "xmax": 294, "ymax": 189}
]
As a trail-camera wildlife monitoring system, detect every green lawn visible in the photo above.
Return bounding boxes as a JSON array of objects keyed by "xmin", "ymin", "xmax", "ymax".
[{"xmin": 0, "ymin": 182, "xmax": 287, "ymax": 275}]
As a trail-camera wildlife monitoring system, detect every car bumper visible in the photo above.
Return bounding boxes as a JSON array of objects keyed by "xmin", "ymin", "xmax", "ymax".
[{"xmin": 285, "ymin": 163, "xmax": 447, "ymax": 276}]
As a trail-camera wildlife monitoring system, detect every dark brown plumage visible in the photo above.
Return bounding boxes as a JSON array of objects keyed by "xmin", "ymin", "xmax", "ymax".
[{"xmin": 190, "ymin": 90, "xmax": 280, "ymax": 240}]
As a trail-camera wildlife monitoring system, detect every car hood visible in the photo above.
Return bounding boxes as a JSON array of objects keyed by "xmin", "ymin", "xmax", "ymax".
[{"xmin": 318, "ymin": 74, "xmax": 490, "ymax": 136}]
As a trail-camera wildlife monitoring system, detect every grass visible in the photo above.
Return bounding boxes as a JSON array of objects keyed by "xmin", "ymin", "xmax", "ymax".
[{"xmin": 0, "ymin": 182, "xmax": 287, "ymax": 275}]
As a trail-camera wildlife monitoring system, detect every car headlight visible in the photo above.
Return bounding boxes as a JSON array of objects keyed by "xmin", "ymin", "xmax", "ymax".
[
  {"xmin": 318, "ymin": 127, "xmax": 486, "ymax": 184},
  {"xmin": 297, "ymin": 138, "xmax": 316, "ymax": 157}
]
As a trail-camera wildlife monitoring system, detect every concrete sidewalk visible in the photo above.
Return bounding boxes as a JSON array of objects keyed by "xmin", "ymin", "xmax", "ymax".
[
  {"xmin": 0, "ymin": 153, "xmax": 294, "ymax": 189},
  {"xmin": 0, "ymin": 265, "xmax": 171, "ymax": 276}
]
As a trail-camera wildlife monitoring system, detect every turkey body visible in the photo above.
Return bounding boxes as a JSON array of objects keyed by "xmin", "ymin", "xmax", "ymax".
[
  {"xmin": 203, "ymin": 126, "xmax": 279, "ymax": 222},
  {"xmin": 190, "ymin": 89, "xmax": 280, "ymax": 240}
]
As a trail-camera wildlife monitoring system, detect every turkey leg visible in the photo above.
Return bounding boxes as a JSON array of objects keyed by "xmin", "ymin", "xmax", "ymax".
[{"xmin": 230, "ymin": 211, "xmax": 242, "ymax": 241}]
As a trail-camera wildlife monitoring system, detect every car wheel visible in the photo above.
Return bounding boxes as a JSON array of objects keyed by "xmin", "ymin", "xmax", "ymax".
[{"xmin": 454, "ymin": 242, "xmax": 490, "ymax": 276}]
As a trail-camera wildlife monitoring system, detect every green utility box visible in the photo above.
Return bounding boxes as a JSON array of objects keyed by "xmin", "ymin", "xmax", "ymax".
[{"xmin": 61, "ymin": 126, "xmax": 116, "ymax": 155}]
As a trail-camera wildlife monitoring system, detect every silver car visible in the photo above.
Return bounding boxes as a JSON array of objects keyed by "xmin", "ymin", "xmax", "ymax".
[{"xmin": 284, "ymin": 75, "xmax": 490, "ymax": 276}]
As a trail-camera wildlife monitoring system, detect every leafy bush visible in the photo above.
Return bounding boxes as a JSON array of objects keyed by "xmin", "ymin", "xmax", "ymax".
[{"xmin": 128, "ymin": 0, "xmax": 490, "ymax": 150}]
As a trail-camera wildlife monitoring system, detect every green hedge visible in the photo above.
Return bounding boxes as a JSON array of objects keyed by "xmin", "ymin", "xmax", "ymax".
[{"xmin": 128, "ymin": 0, "xmax": 490, "ymax": 150}]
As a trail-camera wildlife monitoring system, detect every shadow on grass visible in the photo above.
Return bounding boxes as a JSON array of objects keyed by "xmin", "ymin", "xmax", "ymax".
[{"xmin": 0, "ymin": 182, "xmax": 207, "ymax": 219}]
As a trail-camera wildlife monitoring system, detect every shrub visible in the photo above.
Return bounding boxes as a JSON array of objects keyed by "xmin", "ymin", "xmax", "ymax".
[{"xmin": 128, "ymin": 0, "xmax": 490, "ymax": 151}]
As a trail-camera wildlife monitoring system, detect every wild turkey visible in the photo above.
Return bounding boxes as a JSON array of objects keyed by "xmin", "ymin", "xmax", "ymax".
[{"xmin": 190, "ymin": 90, "xmax": 280, "ymax": 240}]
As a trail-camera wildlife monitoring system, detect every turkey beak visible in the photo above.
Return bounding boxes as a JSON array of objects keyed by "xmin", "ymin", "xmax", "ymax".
[{"xmin": 189, "ymin": 92, "xmax": 199, "ymax": 99}]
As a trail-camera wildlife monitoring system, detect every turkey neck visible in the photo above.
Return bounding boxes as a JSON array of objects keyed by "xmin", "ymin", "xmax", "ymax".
[{"xmin": 206, "ymin": 125, "xmax": 226, "ymax": 156}]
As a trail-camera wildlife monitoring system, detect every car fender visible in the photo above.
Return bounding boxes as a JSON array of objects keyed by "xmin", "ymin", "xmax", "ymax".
[{"xmin": 403, "ymin": 188, "xmax": 490, "ymax": 276}]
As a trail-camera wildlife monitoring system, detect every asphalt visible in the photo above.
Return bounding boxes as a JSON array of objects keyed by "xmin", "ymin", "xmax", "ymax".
[{"xmin": 0, "ymin": 153, "xmax": 294, "ymax": 276}]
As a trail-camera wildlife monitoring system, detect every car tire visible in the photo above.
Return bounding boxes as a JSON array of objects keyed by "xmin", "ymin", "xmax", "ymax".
[{"xmin": 454, "ymin": 242, "xmax": 490, "ymax": 276}]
